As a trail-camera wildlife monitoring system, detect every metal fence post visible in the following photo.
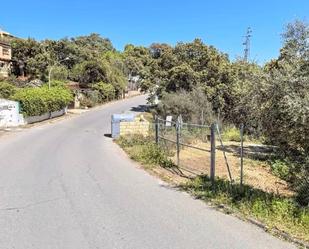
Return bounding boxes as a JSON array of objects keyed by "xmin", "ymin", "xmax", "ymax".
[
  {"xmin": 176, "ymin": 117, "xmax": 180, "ymax": 166},
  {"xmin": 240, "ymin": 123, "xmax": 244, "ymax": 186},
  {"xmin": 155, "ymin": 115, "xmax": 159, "ymax": 144},
  {"xmin": 210, "ymin": 123, "xmax": 216, "ymax": 185}
]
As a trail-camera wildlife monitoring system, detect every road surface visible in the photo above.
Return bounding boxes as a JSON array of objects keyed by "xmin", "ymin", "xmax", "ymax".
[{"xmin": 0, "ymin": 95, "xmax": 295, "ymax": 249}]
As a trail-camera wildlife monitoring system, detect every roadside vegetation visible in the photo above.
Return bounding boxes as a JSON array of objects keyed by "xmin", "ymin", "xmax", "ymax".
[
  {"xmin": 181, "ymin": 176, "xmax": 309, "ymax": 242},
  {"xmin": 114, "ymin": 20, "xmax": 309, "ymax": 242},
  {"xmin": 121, "ymin": 20, "xmax": 308, "ymax": 208},
  {"xmin": 117, "ymin": 135, "xmax": 309, "ymax": 243},
  {"xmin": 0, "ymin": 33, "xmax": 132, "ymax": 114},
  {"xmin": 117, "ymin": 135, "xmax": 175, "ymax": 169},
  {"xmin": 12, "ymin": 86, "xmax": 72, "ymax": 116}
]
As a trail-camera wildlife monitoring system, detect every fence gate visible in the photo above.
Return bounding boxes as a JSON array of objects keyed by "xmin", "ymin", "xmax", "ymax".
[{"xmin": 154, "ymin": 116, "xmax": 217, "ymax": 182}]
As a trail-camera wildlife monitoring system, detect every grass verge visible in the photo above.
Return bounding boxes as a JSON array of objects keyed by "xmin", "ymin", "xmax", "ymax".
[
  {"xmin": 180, "ymin": 175, "xmax": 309, "ymax": 243},
  {"xmin": 116, "ymin": 135, "xmax": 175, "ymax": 169},
  {"xmin": 116, "ymin": 135, "xmax": 309, "ymax": 245}
]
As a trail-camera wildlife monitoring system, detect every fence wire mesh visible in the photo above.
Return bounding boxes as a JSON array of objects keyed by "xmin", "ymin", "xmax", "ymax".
[
  {"xmin": 147, "ymin": 115, "xmax": 301, "ymax": 199},
  {"xmin": 155, "ymin": 117, "xmax": 213, "ymax": 177}
]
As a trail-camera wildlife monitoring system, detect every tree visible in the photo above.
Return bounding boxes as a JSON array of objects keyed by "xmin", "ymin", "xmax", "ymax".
[
  {"xmin": 73, "ymin": 33, "xmax": 114, "ymax": 58},
  {"xmin": 11, "ymin": 34, "xmax": 119, "ymax": 84},
  {"xmin": 11, "ymin": 38, "xmax": 47, "ymax": 79},
  {"xmin": 72, "ymin": 61, "xmax": 108, "ymax": 85},
  {"xmin": 260, "ymin": 20, "xmax": 309, "ymax": 205},
  {"xmin": 226, "ymin": 60, "xmax": 264, "ymax": 134},
  {"xmin": 261, "ymin": 20, "xmax": 309, "ymax": 156},
  {"xmin": 165, "ymin": 63, "xmax": 198, "ymax": 92},
  {"xmin": 101, "ymin": 51, "xmax": 127, "ymax": 96},
  {"xmin": 157, "ymin": 88, "xmax": 214, "ymax": 124},
  {"xmin": 123, "ymin": 44, "xmax": 153, "ymax": 91},
  {"xmin": 92, "ymin": 82, "xmax": 115, "ymax": 102},
  {"xmin": 142, "ymin": 39, "xmax": 234, "ymax": 115}
]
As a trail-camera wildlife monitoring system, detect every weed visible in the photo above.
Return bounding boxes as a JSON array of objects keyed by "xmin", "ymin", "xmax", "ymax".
[
  {"xmin": 221, "ymin": 126, "xmax": 244, "ymax": 142},
  {"xmin": 117, "ymin": 134, "xmax": 309, "ymax": 243},
  {"xmin": 270, "ymin": 160, "xmax": 290, "ymax": 180},
  {"xmin": 180, "ymin": 175, "xmax": 309, "ymax": 242},
  {"xmin": 117, "ymin": 135, "xmax": 176, "ymax": 169}
]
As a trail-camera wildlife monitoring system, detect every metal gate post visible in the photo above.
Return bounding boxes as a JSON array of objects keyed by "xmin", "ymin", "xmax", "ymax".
[
  {"xmin": 240, "ymin": 123, "xmax": 244, "ymax": 186},
  {"xmin": 155, "ymin": 115, "xmax": 159, "ymax": 144},
  {"xmin": 210, "ymin": 123, "xmax": 216, "ymax": 185},
  {"xmin": 176, "ymin": 118, "xmax": 180, "ymax": 166}
]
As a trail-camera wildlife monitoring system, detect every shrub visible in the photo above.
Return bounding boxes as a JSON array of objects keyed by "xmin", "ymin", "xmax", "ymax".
[
  {"xmin": 222, "ymin": 126, "xmax": 243, "ymax": 142},
  {"xmin": 270, "ymin": 160, "xmax": 290, "ymax": 180},
  {"xmin": 49, "ymin": 65, "xmax": 69, "ymax": 81},
  {"xmin": 92, "ymin": 82, "xmax": 115, "ymax": 102},
  {"xmin": 157, "ymin": 88, "xmax": 214, "ymax": 124},
  {"xmin": 0, "ymin": 81, "xmax": 17, "ymax": 99},
  {"xmin": 11, "ymin": 86, "xmax": 73, "ymax": 116},
  {"xmin": 80, "ymin": 90, "xmax": 101, "ymax": 108},
  {"xmin": 49, "ymin": 80, "xmax": 67, "ymax": 88}
]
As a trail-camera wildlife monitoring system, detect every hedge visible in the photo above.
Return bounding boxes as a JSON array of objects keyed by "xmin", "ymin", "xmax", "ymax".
[
  {"xmin": 11, "ymin": 86, "xmax": 73, "ymax": 117},
  {"xmin": 0, "ymin": 81, "xmax": 17, "ymax": 99}
]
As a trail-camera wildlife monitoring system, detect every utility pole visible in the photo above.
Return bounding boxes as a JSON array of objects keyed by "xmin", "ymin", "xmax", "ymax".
[{"xmin": 243, "ymin": 27, "xmax": 252, "ymax": 62}]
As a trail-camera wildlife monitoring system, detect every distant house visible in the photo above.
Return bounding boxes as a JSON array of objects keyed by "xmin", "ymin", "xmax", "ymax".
[{"xmin": 0, "ymin": 30, "xmax": 14, "ymax": 78}]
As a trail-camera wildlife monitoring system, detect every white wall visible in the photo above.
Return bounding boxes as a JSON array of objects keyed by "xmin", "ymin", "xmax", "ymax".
[{"xmin": 0, "ymin": 99, "xmax": 24, "ymax": 127}]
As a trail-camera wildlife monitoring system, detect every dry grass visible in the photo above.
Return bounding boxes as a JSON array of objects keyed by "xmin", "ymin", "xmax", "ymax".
[{"xmin": 162, "ymin": 140, "xmax": 294, "ymax": 197}]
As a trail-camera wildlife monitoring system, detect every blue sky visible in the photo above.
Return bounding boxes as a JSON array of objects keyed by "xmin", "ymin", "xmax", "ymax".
[{"xmin": 1, "ymin": 0, "xmax": 308, "ymax": 63}]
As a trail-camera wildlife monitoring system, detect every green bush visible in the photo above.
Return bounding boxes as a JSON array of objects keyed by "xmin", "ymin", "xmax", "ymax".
[
  {"xmin": 222, "ymin": 126, "xmax": 244, "ymax": 142},
  {"xmin": 270, "ymin": 160, "xmax": 290, "ymax": 180},
  {"xmin": 0, "ymin": 81, "xmax": 17, "ymax": 99},
  {"xmin": 80, "ymin": 90, "xmax": 101, "ymax": 108},
  {"xmin": 49, "ymin": 65, "xmax": 69, "ymax": 81},
  {"xmin": 12, "ymin": 86, "xmax": 73, "ymax": 116},
  {"xmin": 92, "ymin": 82, "xmax": 115, "ymax": 102},
  {"xmin": 157, "ymin": 88, "xmax": 214, "ymax": 124},
  {"xmin": 49, "ymin": 80, "xmax": 67, "ymax": 88}
]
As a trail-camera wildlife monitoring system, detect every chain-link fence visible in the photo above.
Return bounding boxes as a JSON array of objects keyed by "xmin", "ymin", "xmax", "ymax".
[
  {"xmin": 153, "ymin": 116, "xmax": 219, "ymax": 183},
  {"xmin": 148, "ymin": 115, "xmax": 303, "ymax": 199}
]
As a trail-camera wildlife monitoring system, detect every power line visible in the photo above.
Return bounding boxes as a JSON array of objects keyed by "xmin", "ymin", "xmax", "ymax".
[{"xmin": 243, "ymin": 27, "xmax": 252, "ymax": 62}]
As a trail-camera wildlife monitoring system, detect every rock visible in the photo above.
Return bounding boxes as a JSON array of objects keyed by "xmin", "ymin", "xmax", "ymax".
[{"xmin": 27, "ymin": 79, "xmax": 43, "ymax": 87}]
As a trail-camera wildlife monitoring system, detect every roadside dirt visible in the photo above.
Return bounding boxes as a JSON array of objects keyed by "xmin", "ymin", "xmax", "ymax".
[{"xmin": 155, "ymin": 140, "xmax": 294, "ymax": 197}]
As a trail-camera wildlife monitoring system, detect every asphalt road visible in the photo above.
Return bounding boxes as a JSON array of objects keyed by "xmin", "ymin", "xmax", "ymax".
[{"xmin": 0, "ymin": 95, "xmax": 296, "ymax": 249}]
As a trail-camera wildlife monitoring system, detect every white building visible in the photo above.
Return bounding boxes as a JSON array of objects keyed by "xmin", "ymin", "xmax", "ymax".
[{"xmin": 0, "ymin": 99, "xmax": 24, "ymax": 127}]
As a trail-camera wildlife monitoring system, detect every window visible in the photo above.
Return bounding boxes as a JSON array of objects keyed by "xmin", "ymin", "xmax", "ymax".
[{"xmin": 2, "ymin": 48, "xmax": 9, "ymax": 56}]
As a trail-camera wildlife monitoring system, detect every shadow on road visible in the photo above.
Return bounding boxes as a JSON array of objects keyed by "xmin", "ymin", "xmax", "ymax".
[{"xmin": 130, "ymin": 105, "xmax": 149, "ymax": 113}]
